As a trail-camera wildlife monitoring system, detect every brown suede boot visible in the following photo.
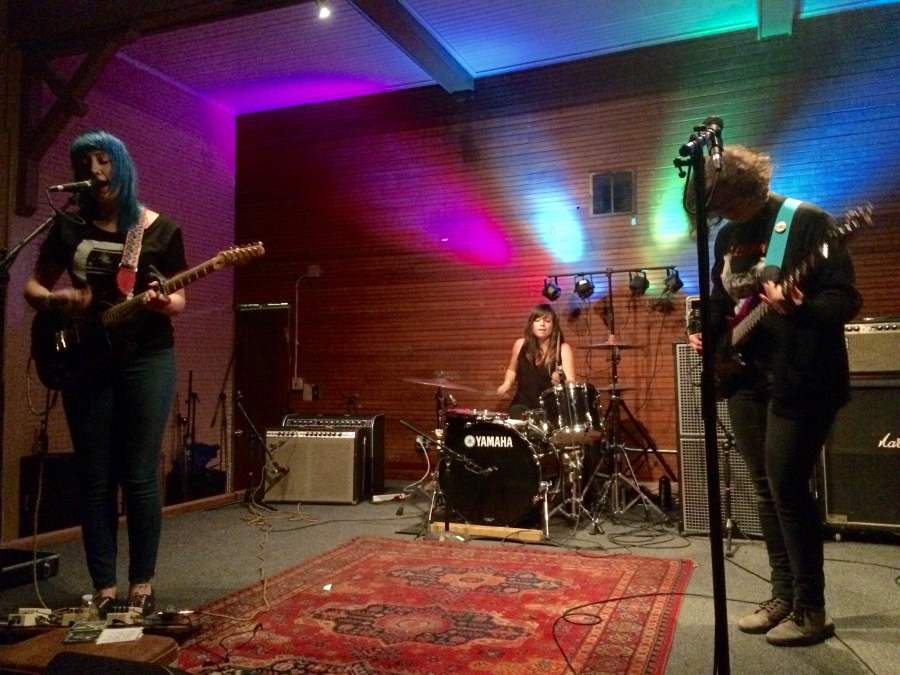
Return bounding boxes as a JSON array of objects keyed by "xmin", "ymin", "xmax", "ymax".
[
  {"xmin": 765, "ymin": 608, "xmax": 835, "ymax": 646},
  {"xmin": 737, "ymin": 597, "xmax": 792, "ymax": 634}
]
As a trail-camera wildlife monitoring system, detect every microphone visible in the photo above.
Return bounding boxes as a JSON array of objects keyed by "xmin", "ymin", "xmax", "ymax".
[
  {"xmin": 703, "ymin": 116, "xmax": 724, "ymax": 170},
  {"xmin": 47, "ymin": 178, "xmax": 96, "ymax": 193}
]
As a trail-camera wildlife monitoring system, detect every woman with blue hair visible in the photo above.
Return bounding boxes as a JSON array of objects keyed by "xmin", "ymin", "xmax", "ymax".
[{"xmin": 24, "ymin": 129, "xmax": 187, "ymax": 617}]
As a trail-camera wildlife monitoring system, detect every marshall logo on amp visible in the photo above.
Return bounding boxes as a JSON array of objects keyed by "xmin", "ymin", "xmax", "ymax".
[
  {"xmin": 464, "ymin": 434, "xmax": 514, "ymax": 449},
  {"xmin": 878, "ymin": 433, "xmax": 900, "ymax": 449}
]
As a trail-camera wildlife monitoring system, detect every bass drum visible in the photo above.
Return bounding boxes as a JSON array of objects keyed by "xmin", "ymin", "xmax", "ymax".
[{"xmin": 440, "ymin": 418, "xmax": 558, "ymax": 527}]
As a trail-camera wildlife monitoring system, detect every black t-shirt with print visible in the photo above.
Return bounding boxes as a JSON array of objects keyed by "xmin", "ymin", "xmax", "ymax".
[
  {"xmin": 38, "ymin": 213, "xmax": 188, "ymax": 353},
  {"xmin": 708, "ymin": 194, "xmax": 861, "ymax": 416}
]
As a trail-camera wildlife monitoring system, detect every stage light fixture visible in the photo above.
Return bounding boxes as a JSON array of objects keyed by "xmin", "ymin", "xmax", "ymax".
[
  {"xmin": 315, "ymin": 0, "xmax": 331, "ymax": 19},
  {"xmin": 629, "ymin": 271, "xmax": 650, "ymax": 295},
  {"xmin": 574, "ymin": 275, "xmax": 595, "ymax": 300},
  {"xmin": 542, "ymin": 277, "xmax": 561, "ymax": 301},
  {"xmin": 664, "ymin": 268, "xmax": 683, "ymax": 294}
]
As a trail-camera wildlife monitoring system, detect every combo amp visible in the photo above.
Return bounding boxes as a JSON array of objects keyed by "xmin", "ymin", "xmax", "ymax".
[
  {"xmin": 264, "ymin": 429, "xmax": 364, "ymax": 504},
  {"xmin": 844, "ymin": 318, "xmax": 900, "ymax": 375},
  {"xmin": 278, "ymin": 413, "xmax": 385, "ymax": 496}
]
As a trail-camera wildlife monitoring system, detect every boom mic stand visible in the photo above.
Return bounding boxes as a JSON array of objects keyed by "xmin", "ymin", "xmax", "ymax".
[
  {"xmin": 234, "ymin": 389, "xmax": 287, "ymax": 511},
  {"xmin": 673, "ymin": 115, "xmax": 730, "ymax": 674}
]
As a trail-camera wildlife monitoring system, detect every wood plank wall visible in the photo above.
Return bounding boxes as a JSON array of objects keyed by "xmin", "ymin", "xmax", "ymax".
[{"xmin": 235, "ymin": 7, "xmax": 900, "ymax": 484}]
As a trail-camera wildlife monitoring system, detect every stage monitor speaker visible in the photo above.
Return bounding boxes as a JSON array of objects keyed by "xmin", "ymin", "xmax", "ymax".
[
  {"xmin": 674, "ymin": 343, "xmax": 761, "ymax": 537},
  {"xmin": 820, "ymin": 379, "xmax": 900, "ymax": 532},
  {"xmin": 263, "ymin": 429, "xmax": 363, "ymax": 504}
]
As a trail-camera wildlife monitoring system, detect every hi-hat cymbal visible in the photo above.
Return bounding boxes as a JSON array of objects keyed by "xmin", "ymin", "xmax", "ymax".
[
  {"xmin": 587, "ymin": 339, "xmax": 644, "ymax": 350},
  {"xmin": 402, "ymin": 376, "xmax": 479, "ymax": 392},
  {"xmin": 595, "ymin": 384, "xmax": 635, "ymax": 393}
]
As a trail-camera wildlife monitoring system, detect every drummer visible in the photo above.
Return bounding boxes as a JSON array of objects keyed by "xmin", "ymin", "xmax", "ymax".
[{"xmin": 497, "ymin": 303, "xmax": 576, "ymax": 418}]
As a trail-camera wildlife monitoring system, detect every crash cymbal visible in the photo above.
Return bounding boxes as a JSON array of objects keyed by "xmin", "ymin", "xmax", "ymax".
[
  {"xmin": 401, "ymin": 376, "xmax": 479, "ymax": 392},
  {"xmin": 587, "ymin": 339, "xmax": 644, "ymax": 350},
  {"xmin": 595, "ymin": 384, "xmax": 635, "ymax": 393}
]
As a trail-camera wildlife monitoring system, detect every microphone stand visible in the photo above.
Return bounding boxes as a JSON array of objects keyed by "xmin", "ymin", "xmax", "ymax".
[
  {"xmin": 674, "ymin": 120, "xmax": 730, "ymax": 674},
  {"xmin": 0, "ymin": 202, "xmax": 71, "ymax": 543},
  {"xmin": 235, "ymin": 389, "xmax": 287, "ymax": 511}
]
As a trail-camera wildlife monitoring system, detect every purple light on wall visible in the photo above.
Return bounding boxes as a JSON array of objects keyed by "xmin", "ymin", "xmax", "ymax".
[
  {"xmin": 427, "ymin": 210, "xmax": 511, "ymax": 266},
  {"xmin": 217, "ymin": 75, "xmax": 396, "ymax": 114}
]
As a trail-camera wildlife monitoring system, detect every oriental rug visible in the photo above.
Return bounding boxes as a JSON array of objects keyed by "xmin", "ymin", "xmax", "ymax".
[{"xmin": 177, "ymin": 536, "xmax": 693, "ymax": 674}]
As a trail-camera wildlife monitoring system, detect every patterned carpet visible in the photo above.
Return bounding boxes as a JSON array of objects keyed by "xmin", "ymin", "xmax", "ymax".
[{"xmin": 176, "ymin": 536, "xmax": 693, "ymax": 674}]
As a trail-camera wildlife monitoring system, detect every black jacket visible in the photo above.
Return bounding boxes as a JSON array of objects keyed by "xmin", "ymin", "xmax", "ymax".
[{"xmin": 709, "ymin": 194, "xmax": 861, "ymax": 417}]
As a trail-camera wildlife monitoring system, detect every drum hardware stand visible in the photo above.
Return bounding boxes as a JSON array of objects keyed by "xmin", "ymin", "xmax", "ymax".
[
  {"xmin": 590, "ymin": 437, "xmax": 667, "ymax": 523},
  {"xmin": 549, "ymin": 445, "xmax": 605, "ymax": 534},
  {"xmin": 398, "ymin": 419, "xmax": 451, "ymax": 533}
]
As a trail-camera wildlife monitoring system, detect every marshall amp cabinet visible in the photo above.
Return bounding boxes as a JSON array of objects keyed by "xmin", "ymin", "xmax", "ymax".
[
  {"xmin": 819, "ymin": 378, "xmax": 900, "ymax": 533},
  {"xmin": 280, "ymin": 413, "xmax": 385, "ymax": 496}
]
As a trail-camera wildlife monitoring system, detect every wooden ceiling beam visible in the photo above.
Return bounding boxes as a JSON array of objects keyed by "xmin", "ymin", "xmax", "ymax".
[
  {"xmin": 9, "ymin": 0, "xmax": 315, "ymax": 56},
  {"xmin": 348, "ymin": 0, "xmax": 474, "ymax": 93},
  {"xmin": 15, "ymin": 31, "xmax": 136, "ymax": 216},
  {"xmin": 757, "ymin": 0, "xmax": 798, "ymax": 39}
]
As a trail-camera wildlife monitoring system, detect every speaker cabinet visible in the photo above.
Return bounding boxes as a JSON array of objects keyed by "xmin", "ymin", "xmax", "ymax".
[
  {"xmin": 674, "ymin": 343, "xmax": 762, "ymax": 538},
  {"xmin": 264, "ymin": 430, "xmax": 363, "ymax": 504},
  {"xmin": 820, "ymin": 379, "xmax": 900, "ymax": 532}
]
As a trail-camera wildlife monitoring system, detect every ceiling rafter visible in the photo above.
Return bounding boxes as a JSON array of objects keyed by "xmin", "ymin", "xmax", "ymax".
[{"xmin": 348, "ymin": 0, "xmax": 474, "ymax": 93}]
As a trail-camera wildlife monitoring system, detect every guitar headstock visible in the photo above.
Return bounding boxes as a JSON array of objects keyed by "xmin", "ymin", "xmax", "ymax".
[
  {"xmin": 835, "ymin": 203, "xmax": 873, "ymax": 238},
  {"xmin": 213, "ymin": 242, "xmax": 266, "ymax": 269}
]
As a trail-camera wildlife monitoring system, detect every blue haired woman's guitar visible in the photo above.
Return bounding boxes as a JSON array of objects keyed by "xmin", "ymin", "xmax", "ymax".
[{"xmin": 32, "ymin": 242, "xmax": 264, "ymax": 389}]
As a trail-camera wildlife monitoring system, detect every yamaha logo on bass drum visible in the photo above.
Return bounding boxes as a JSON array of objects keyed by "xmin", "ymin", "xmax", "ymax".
[{"xmin": 464, "ymin": 434, "xmax": 514, "ymax": 449}]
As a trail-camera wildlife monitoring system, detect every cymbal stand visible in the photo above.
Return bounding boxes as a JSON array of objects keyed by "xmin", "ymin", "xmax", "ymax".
[{"xmin": 591, "ymin": 346, "xmax": 675, "ymax": 520}]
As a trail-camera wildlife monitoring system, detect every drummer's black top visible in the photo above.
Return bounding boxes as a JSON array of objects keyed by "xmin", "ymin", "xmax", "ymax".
[{"xmin": 510, "ymin": 345, "xmax": 554, "ymax": 415}]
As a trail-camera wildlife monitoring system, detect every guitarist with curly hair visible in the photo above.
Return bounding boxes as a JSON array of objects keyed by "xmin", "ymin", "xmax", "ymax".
[
  {"xmin": 686, "ymin": 144, "xmax": 862, "ymax": 646},
  {"xmin": 24, "ymin": 129, "xmax": 187, "ymax": 618}
]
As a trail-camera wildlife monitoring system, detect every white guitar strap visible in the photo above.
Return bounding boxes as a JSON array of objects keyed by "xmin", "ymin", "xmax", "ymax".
[{"xmin": 116, "ymin": 209, "xmax": 151, "ymax": 298}]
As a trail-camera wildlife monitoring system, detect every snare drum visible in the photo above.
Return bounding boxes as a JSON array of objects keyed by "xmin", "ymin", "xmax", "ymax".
[
  {"xmin": 440, "ymin": 416, "xmax": 559, "ymax": 527},
  {"xmin": 540, "ymin": 382, "xmax": 603, "ymax": 445}
]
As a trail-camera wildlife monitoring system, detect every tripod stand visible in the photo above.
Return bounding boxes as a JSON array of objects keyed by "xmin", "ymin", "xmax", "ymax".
[{"xmin": 582, "ymin": 268, "xmax": 676, "ymax": 521}]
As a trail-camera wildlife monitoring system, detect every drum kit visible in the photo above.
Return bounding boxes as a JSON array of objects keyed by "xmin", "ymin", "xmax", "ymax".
[{"xmin": 402, "ymin": 343, "xmax": 669, "ymax": 538}]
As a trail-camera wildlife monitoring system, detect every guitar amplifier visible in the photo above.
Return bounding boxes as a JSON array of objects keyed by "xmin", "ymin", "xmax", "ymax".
[
  {"xmin": 844, "ymin": 318, "xmax": 900, "ymax": 375},
  {"xmin": 264, "ymin": 429, "xmax": 364, "ymax": 504},
  {"xmin": 280, "ymin": 413, "xmax": 385, "ymax": 495},
  {"xmin": 818, "ymin": 378, "xmax": 900, "ymax": 533}
]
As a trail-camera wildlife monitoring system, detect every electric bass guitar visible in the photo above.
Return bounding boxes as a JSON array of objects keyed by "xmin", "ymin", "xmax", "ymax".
[
  {"xmin": 31, "ymin": 242, "xmax": 265, "ymax": 390},
  {"xmin": 713, "ymin": 204, "xmax": 872, "ymax": 399}
]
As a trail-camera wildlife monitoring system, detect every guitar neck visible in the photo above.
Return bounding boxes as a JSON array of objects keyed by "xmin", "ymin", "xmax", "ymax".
[{"xmin": 101, "ymin": 258, "xmax": 221, "ymax": 328}]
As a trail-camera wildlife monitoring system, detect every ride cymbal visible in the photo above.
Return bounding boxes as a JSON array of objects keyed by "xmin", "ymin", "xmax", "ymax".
[
  {"xmin": 401, "ymin": 377, "xmax": 479, "ymax": 392},
  {"xmin": 587, "ymin": 340, "xmax": 644, "ymax": 350}
]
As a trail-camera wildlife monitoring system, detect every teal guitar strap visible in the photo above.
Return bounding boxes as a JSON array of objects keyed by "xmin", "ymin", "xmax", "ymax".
[{"xmin": 765, "ymin": 197, "xmax": 802, "ymax": 272}]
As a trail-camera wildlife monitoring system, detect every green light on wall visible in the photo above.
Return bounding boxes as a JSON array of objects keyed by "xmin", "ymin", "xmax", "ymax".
[{"xmin": 650, "ymin": 179, "xmax": 691, "ymax": 247}]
